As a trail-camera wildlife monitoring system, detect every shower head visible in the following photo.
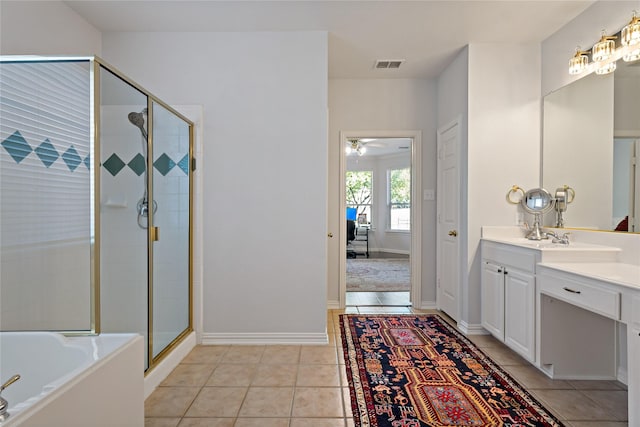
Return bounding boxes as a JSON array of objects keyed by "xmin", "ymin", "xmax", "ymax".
[{"xmin": 128, "ymin": 111, "xmax": 147, "ymax": 140}]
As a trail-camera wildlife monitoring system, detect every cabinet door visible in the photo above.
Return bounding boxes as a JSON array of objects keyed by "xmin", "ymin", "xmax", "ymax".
[
  {"xmin": 629, "ymin": 326, "xmax": 640, "ymax": 426},
  {"xmin": 504, "ymin": 269, "xmax": 536, "ymax": 362},
  {"xmin": 481, "ymin": 262, "xmax": 504, "ymax": 341}
]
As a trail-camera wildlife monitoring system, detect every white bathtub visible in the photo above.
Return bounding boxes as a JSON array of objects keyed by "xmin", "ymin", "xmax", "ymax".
[{"xmin": 0, "ymin": 332, "xmax": 144, "ymax": 427}]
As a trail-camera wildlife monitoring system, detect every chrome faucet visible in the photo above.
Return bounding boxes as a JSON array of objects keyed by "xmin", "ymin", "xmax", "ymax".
[
  {"xmin": 545, "ymin": 230, "xmax": 571, "ymax": 245},
  {"xmin": 0, "ymin": 374, "xmax": 21, "ymax": 422}
]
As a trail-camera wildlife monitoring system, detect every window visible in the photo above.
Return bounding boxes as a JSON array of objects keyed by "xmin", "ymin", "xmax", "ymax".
[
  {"xmin": 388, "ymin": 167, "xmax": 410, "ymax": 230},
  {"xmin": 346, "ymin": 170, "xmax": 372, "ymax": 225}
]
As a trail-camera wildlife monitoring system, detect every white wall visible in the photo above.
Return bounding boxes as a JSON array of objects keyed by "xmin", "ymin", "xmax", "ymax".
[
  {"xmin": 328, "ymin": 79, "xmax": 437, "ymax": 306},
  {"xmin": 541, "ymin": 1, "xmax": 637, "ymax": 96},
  {"xmin": 437, "ymin": 44, "xmax": 541, "ymax": 329},
  {"xmin": 0, "ymin": 1, "xmax": 101, "ymax": 55},
  {"xmin": 103, "ymin": 31, "xmax": 329, "ymax": 341}
]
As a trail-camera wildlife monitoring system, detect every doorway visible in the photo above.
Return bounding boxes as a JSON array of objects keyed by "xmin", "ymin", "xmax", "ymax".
[{"xmin": 339, "ymin": 131, "xmax": 422, "ymax": 309}]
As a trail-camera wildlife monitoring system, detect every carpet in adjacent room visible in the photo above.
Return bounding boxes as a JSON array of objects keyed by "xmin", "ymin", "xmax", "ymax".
[
  {"xmin": 346, "ymin": 258, "xmax": 410, "ymax": 292},
  {"xmin": 340, "ymin": 314, "xmax": 564, "ymax": 426}
]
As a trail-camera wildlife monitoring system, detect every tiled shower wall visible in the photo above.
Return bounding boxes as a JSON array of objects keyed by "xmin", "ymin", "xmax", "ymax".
[{"xmin": 0, "ymin": 61, "xmax": 91, "ymax": 330}]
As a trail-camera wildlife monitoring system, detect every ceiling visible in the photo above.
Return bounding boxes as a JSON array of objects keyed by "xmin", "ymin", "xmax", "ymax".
[
  {"xmin": 346, "ymin": 138, "xmax": 412, "ymax": 158},
  {"xmin": 64, "ymin": 1, "xmax": 594, "ymax": 79}
]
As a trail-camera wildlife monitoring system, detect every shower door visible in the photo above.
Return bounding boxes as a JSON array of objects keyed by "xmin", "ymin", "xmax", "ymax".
[{"xmin": 149, "ymin": 101, "xmax": 191, "ymax": 361}]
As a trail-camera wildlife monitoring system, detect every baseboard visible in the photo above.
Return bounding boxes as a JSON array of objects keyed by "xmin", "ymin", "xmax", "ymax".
[
  {"xmin": 144, "ymin": 331, "xmax": 196, "ymax": 399},
  {"xmin": 327, "ymin": 300, "xmax": 340, "ymax": 310},
  {"xmin": 457, "ymin": 321, "xmax": 488, "ymax": 335},
  {"xmin": 418, "ymin": 301, "xmax": 437, "ymax": 310},
  {"xmin": 617, "ymin": 365, "xmax": 628, "ymax": 385},
  {"xmin": 202, "ymin": 332, "xmax": 329, "ymax": 345}
]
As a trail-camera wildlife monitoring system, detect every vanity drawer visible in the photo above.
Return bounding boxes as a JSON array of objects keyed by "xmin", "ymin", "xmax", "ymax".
[
  {"xmin": 539, "ymin": 272, "xmax": 620, "ymax": 320},
  {"xmin": 482, "ymin": 242, "xmax": 537, "ymax": 273}
]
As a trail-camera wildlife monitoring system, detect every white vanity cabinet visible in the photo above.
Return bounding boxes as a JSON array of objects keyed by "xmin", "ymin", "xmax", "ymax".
[
  {"xmin": 629, "ymin": 295, "xmax": 640, "ymax": 422},
  {"xmin": 481, "ymin": 241, "xmax": 537, "ymax": 362}
]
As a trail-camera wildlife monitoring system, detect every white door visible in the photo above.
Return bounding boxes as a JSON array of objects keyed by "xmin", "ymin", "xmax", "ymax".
[{"xmin": 436, "ymin": 119, "xmax": 460, "ymax": 320}]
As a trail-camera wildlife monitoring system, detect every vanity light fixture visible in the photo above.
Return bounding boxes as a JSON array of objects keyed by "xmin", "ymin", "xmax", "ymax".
[
  {"xmin": 621, "ymin": 11, "xmax": 640, "ymax": 62},
  {"xmin": 592, "ymin": 31, "xmax": 617, "ymax": 74},
  {"xmin": 569, "ymin": 47, "xmax": 590, "ymax": 75}
]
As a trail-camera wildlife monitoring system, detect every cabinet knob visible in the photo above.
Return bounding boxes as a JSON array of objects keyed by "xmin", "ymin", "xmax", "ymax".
[{"xmin": 448, "ymin": 230, "xmax": 458, "ymax": 237}]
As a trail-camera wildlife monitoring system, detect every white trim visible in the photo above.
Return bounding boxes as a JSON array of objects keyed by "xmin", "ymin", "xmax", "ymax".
[
  {"xmin": 174, "ymin": 105, "xmax": 204, "ymax": 344},
  {"xmin": 618, "ymin": 365, "xmax": 628, "ymax": 385},
  {"xmin": 419, "ymin": 301, "xmax": 438, "ymax": 310},
  {"xmin": 457, "ymin": 321, "xmax": 488, "ymax": 336},
  {"xmin": 202, "ymin": 332, "xmax": 329, "ymax": 345},
  {"xmin": 327, "ymin": 300, "xmax": 341, "ymax": 310},
  {"xmin": 339, "ymin": 130, "xmax": 423, "ymax": 309},
  {"xmin": 144, "ymin": 331, "xmax": 196, "ymax": 399}
]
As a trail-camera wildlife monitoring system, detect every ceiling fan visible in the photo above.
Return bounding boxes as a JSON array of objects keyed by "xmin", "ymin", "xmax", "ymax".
[{"xmin": 345, "ymin": 138, "xmax": 377, "ymax": 156}]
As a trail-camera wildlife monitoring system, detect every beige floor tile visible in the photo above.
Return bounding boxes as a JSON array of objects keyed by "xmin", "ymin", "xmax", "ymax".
[
  {"xmin": 465, "ymin": 333, "xmax": 502, "ymax": 349},
  {"xmin": 238, "ymin": 387, "xmax": 295, "ymax": 417},
  {"xmin": 580, "ymin": 390, "xmax": 628, "ymax": 421},
  {"xmin": 345, "ymin": 418, "xmax": 355, "ymax": 427},
  {"xmin": 234, "ymin": 418, "xmax": 290, "ymax": 427},
  {"xmin": 567, "ymin": 380, "xmax": 626, "ymax": 390},
  {"xmin": 178, "ymin": 419, "xmax": 235, "ymax": 427},
  {"xmin": 297, "ymin": 365, "xmax": 341, "ymax": 387},
  {"xmin": 566, "ymin": 422, "xmax": 628, "ymax": 427},
  {"xmin": 206, "ymin": 364, "xmax": 257, "ymax": 387},
  {"xmin": 181, "ymin": 345, "xmax": 229, "ymax": 364},
  {"xmin": 220, "ymin": 346, "xmax": 265, "ymax": 364},
  {"xmin": 480, "ymin": 344, "xmax": 528, "ymax": 366},
  {"xmin": 292, "ymin": 387, "xmax": 344, "ymax": 417},
  {"xmin": 290, "ymin": 419, "xmax": 346, "ymax": 427},
  {"xmin": 184, "ymin": 387, "xmax": 247, "ymax": 418},
  {"xmin": 145, "ymin": 387, "xmax": 200, "ymax": 418},
  {"xmin": 534, "ymin": 389, "xmax": 619, "ymax": 421},
  {"xmin": 161, "ymin": 364, "xmax": 215, "ymax": 387},
  {"xmin": 145, "ymin": 418, "xmax": 181, "ymax": 427},
  {"xmin": 261, "ymin": 345, "xmax": 301, "ymax": 364},
  {"xmin": 252, "ymin": 364, "xmax": 298, "ymax": 386},
  {"xmin": 327, "ymin": 333, "xmax": 337, "ymax": 346},
  {"xmin": 300, "ymin": 346, "xmax": 338, "ymax": 364},
  {"xmin": 342, "ymin": 387, "xmax": 353, "ymax": 418},
  {"xmin": 502, "ymin": 365, "xmax": 573, "ymax": 390}
]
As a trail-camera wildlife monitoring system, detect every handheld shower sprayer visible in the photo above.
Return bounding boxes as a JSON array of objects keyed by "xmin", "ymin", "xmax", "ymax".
[{"xmin": 127, "ymin": 108, "xmax": 156, "ymax": 229}]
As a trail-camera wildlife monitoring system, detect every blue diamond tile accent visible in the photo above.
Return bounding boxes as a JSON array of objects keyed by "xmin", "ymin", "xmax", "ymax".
[
  {"xmin": 84, "ymin": 153, "xmax": 91, "ymax": 170},
  {"xmin": 35, "ymin": 139, "xmax": 59, "ymax": 168},
  {"xmin": 177, "ymin": 154, "xmax": 189, "ymax": 175},
  {"xmin": 103, "ymin": 153, "xmax": 126, "ymax": 176},
  {"xmin": 62, "ymin": 146, "xmax": 82, "ymax": 171},
  {"xmin": 2, "ymin": 130, "xmax": 33, "ymax": 164},
  {"xmin": 153, "ymin": 153, "xmax": 175, "ymax": 176},
  {"xmin": 128, "ymin": 153, "xmax": 146, "ymax": 176}
]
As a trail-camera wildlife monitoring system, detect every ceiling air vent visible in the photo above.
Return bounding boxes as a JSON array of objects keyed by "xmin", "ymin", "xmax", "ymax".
[{"xmin": 375, "ymin": 59, "xmax": 404, "ymax": 69}]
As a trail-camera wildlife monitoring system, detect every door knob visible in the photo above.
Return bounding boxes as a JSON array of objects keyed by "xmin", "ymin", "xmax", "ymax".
[
  {"xmin": 448, "ymin": 230, "xmax": 458, "ymax": 237},
  {"xmin": 327, "ymin": 232, "xmax": 333, "ymax": 238}
]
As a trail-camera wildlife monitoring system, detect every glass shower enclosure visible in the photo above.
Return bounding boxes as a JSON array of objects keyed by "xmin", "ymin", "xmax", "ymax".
[{"xmin": 0, "ymin": 56, "xmax": 193, "ymax": 371}]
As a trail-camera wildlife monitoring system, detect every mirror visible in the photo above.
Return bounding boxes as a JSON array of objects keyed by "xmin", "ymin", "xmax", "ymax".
[
  {"xmin": 542, "ymin": 59, "xmax": 640, "ymax": 232},
  {"xmin": 521, "ymin": 188, "xmax": 555, "ymax": 240}
]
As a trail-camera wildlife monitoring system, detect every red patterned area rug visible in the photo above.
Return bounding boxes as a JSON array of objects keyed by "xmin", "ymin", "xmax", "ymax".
[{"xmin": 340, "ymin": 314, "xmax": 564, "ymax": 427}]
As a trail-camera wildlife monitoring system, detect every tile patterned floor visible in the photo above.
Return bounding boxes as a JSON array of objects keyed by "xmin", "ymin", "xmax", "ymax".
[{"xmin": 145, "ymin": 307, "xmax": 629, "ymax": 426}]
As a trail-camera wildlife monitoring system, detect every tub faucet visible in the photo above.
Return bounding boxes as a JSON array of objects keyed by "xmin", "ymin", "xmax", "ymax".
[{"xmin": 0, "ymin": 374, "xmax": 20, "ymax": 422}]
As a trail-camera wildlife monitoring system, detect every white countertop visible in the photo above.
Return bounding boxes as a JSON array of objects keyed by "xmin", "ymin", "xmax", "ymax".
[
  {"xmin": 538, "ymin": 262, "xmax": 640, "ymax": 290},
  {"xmin": 481, "ymin": 236, "xmax": 621, "ymax": 253}
]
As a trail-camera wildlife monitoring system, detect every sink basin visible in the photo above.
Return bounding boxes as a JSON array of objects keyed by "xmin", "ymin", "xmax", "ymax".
[{"xmin": 483, "ymin": 237, "xmax": 621, "ymax": 263}]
